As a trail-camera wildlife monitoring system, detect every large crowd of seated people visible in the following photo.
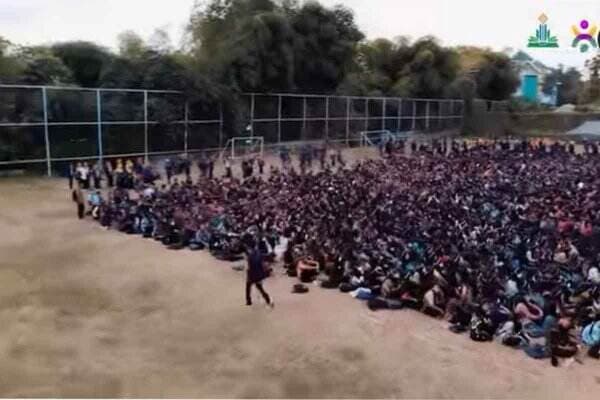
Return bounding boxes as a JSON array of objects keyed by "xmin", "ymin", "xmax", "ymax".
[{"xmin": 72, "ymin": 139, "xmax": 600, "ymax": 367}]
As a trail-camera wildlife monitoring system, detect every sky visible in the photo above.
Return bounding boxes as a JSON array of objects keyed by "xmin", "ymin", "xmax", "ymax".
[{"xmin": 1, "ymin": 0, "xmax": 600, "ymax": 70}]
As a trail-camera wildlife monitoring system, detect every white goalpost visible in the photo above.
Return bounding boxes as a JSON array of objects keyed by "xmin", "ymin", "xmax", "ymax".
[
  {"xmin": 359, "ymin": 130, "xmax": 393, "ymax": 147},
  {"xmin": 359, "ymin": 130, "xmax": 412, "ymax": 147},
  {"xmin": 221, "ymin": 136, "xmax": 265, "ymax": 160}
]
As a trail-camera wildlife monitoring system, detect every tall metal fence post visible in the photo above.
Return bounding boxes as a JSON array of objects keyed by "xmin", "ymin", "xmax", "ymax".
[
  {"xmin": 364, "ymin": 98, "xmax": 369, "ymax": 133},
  {"xmin": 302, "ymin": 96, "xmax": 307, "ymax": 139},
  {"xmin": 439, "ymin": 100, "xmax": 443, "ymax": 131},
  {"xmin": 381, "ymin": 98, "xmax": 386, "ymax": 131},
  {"xmin": 277, "ymin": 95, "xmax": 282, "ymax": 143},
  {"xmin": 143, "ymin": 91, "xmax": 149, "ymax": 163},
  {"xmin": 41, "ymin": 87, "xmax": 51, "ymax": 177},
  {"xmin": 462, "ymin": 100, "xmax": 466, "ymax": 130},
  {"xmin": 456, "ymin": 101, "xmax": 461, "ymax": 133},
  {"xmin": 449, "ymin": 101, "xmax": 454, "ymax": 129},
  {"xmin": 450, "ymin": 100, "xmax": 454, "ymax": 130},
  {"xmin": 96, "ymin": 90, "xmax": 103, "ymax": 162},
  {"xmin": 184, "ymin": 100, "xmax": 189, "ymax": 155},
  {"xmin": 250, "ymin": 93, "xmax": 255, "ymax": 138},
  {"xmin": 325, "ymin": 96, "xmax": 329, "ymax": 140},
  {"xmin": 412, "ymin": 100, "xmax": 417, "ymax": 131},
  {"xmin": 219, "ymin": 104, "xmax": 224, "ymax": 148},
  {"xmin": 426, "ymin": 101, "xmax": 430, "ymax": 131},
  {"xmin": 397, "ymin": 99, "xmax": 402, "ymax": 132},
  {"xmin": 345, "ymin": 97, "xmax": 350, "ymax": 146}
]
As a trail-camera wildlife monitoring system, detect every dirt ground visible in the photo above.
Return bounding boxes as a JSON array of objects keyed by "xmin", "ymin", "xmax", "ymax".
[{"xmin": 1, "ymin": 149, "xmax": 600, "ymax": 398}]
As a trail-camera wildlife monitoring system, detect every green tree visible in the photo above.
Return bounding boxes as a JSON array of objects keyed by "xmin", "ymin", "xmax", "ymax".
[
  {"xmin": 389, "ymin": 37, "xmax": 458, "ymax": 98},
  {"xmin": 584, "ymin": 55, "xmax": 600, "ymax": 102},
  {"xmin": 446, "ymin": 76, "xmax": 477, "ymax": 134},
  {"xmin": 17, "ymin": 46, "xmax": 74, "ymax": 85},
  {"xmin": 336, "ymin": 38, "xmax": 395, "ymax": 96},
  {"xmin": 52, "ymin": 41, "xmax": 113, "ymax": 87},
  {"xmin": 474, "ymin": 52, "xmax": 520, "ymax": 101},
  {"xmin": 291, "ymin": 3, "xmax": 363, "ymax": 92},
  {"xmin": 222, "ymin": 12, "xmax": 296, "ymax": 92},
  {"xmin": 0, "ymin": 37, "xmax": 10, "ymax": 55},
  {"xmin": 455, "ymin": 46, "xmax": 493, "ymax": 73},
  {"xmin": 446, "ymin": 76, "xmax": 477, "ymax": 100},
  {"xmin": 338, "ymin": 36, "xmax": 459, "ymax": 98},
  {"xmin": 187, "ymin": 0, "xmax": 362, "ymax": 93},
  {"xmin": 142, "ymin": 52, "xmax": 190, "ymax": 91},
  {"xmin": 187, "ymin": 0, "xmax": 278, "ymax": 59},
  {"xmin": 0, "ymin": 36, "xmax": 24, "ymax": 83},
  {"xmin": 542, "ymin": 66, "xmax": 582, "ymax": 105},
  {"xmin": 117, "ymin": 31, "xmax": 147, "ymax": 60},
  {"xmin": 99, "ymin": 57, "xmax": 143, "ymax": 88}
]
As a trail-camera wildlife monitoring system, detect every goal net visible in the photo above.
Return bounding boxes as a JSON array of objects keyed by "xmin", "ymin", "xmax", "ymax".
[
  {"xmin": 221, "ymin": 136, "xmax": 264, "ymax": 160},
  {"xmin": 360, "ymin": 130, "xmax": 393, "ymax": 147},
  {"xmin": 360, "ymin": 130, "xmax": 411, "ymax": 147}
]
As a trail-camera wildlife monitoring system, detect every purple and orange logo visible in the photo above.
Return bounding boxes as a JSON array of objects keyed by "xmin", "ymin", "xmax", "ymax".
[{"xmin": 571, "ymin": 19, "xmax": 598, "ymax": 53}]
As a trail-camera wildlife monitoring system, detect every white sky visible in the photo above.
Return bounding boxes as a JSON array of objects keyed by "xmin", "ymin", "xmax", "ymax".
[{"xmin": 1, "ymin": 0, "xmax": 599, "ymax": 70}]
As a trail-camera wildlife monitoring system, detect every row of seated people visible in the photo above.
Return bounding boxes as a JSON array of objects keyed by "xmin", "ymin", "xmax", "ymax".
[{"xmin": 91, "ymin": 188, "xmax": 278, "ymax": 265}]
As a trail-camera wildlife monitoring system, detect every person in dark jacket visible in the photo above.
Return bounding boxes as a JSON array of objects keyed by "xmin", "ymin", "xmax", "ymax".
[
  {"xmin": 208, "ymin": 155, "xmax": 215, "ymax": 179},
  {"xmin": 245, "ymin": 240, "xmax": 274, "ymax": 308},
  {"xmin": 257, "ymin": 158, "xmax": 265, "ymax": 175},
  {"xmin": 198, "ymin": 153, "xmax": 208, "ymax": 178},
  {"xmin": 72, "ymin": 182, "xmax": 85, "ymax": 219},
  {"xmin": 68, "ymin": 161, "xmax": 76, "ymax": 189},
  {"xmin": 224, "ymin": 157, "xmax": 232, "ymax": 178},
  {"xmin": 104, "ymin": 160, "xmax": 114, "ymax": 188}
]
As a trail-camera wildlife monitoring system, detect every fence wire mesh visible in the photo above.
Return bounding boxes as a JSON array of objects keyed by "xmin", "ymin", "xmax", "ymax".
[{"xmin": 0, "ymin": 85, "xmax": 463, "ymax": 176}]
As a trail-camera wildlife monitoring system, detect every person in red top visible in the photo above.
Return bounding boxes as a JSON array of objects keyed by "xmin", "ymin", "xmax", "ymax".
[
  {"xmin": 580, "ymin": 220, "xmax": 593, "ymax": 237},
  {"xmin": 558, "ymin": 218, "xmax": 574, "ymax": 234}
]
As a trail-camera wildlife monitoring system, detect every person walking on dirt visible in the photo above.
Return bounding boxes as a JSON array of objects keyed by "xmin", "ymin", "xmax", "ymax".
[
  {"xmin": 224, "ymin": 157, "xmax": 232, "ymax": 179},
  {"xmin": 72, "ymin": 182, "xmax": 85, "ymax": 219},
  {"xmin": 245, "ymin": 240, "xmax": 274, "ymax": 308},
  {"xmin": 198, "ymin": 153, "xmax": 208, "ymax": 178},
  {"xmin": 257, "ymin": 158, "xmax": 265, "ymax": 175},
  {"xmin": 208, "ymin": 155, "xmax": 215, "ymax": 179},
  {"xmin": 104, "ymin": 160, "xmax": 114, "ymax": 188},
  {"xmin": 68, "ymin": 161, "xmax": 76, "ymax": 189}
]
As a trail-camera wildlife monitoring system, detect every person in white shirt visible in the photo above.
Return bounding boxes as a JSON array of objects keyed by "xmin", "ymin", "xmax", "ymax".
[{"xmin": 76, "ymin": 162, "xmax": 90, "ymax": 189}]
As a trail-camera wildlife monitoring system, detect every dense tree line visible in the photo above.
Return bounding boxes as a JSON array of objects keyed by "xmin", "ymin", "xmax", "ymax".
[
  {"xmin": 1, "ymin": 0, "xmax": 522, "ymax": 102},
  {"xmin": 4, "ymin": 0, "xmax": 598, "ymax": 124},
  {"xmin": 541, "ymin": 66, "xmax": 582, "ymax": 106},
  {"xmin": 583, "ymin": 55, "xmax": 600, "ymax": 104}
]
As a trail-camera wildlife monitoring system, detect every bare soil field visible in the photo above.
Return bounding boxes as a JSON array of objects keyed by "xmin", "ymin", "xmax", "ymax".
[{"xmin": 1, "ymin": 149, "xmax": 600, "ymax": 398}]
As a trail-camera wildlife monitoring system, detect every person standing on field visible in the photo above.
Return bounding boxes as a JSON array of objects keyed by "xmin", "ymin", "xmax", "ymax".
[
  {"xmin": 245, "ymin": 239, "xmax": 274, "ymax": 308},
  {"xmin": 72, "ymin": 182, "xmax": 85, "ymax": 219},
  {"xmin": 104, "ymin": 160, "xmax": 114, "ymax": 188},
  {"xmin": 68, "ymin": 161, "xmax": 76, "ymax": 189},
  {"xmin": 224, "ymin": 157, "xmax": 232, "ymax": 179},
  {"xmin": 208, "ymin": 154, "xmax": 215, "ymax": 179}
]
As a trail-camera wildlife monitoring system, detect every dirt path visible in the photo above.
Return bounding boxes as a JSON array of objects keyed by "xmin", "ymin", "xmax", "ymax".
[{"xmin": 1, "ymin": 167, "xmax": 600, "ymax": 398}]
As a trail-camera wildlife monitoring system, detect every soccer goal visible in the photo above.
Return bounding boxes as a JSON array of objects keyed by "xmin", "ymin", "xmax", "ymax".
[
  {"xmin": 359, "ymin": 130, "xmax": 394, "ymax": 147},
  {"xmin": 221, "ymin": 136, "xmax": 265, "ymax": 160},
  {"xmin": 360, "ymin": 130, "xmax": 412, "ymax": 147}
]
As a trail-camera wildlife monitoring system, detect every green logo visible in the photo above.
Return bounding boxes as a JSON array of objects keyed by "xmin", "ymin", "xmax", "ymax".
[{"xmin": 528, "ymin": 14, "xmax": 559, "ymax": 48}]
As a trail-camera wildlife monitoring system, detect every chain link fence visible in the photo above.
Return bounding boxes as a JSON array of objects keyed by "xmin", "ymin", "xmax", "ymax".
[
  {"xmin": 245, "ymin": 94, "xmax": 464, "ymax": 145},
  {"xmin": 0, "ymin": 84, "xmax": 463, "ymax": 176}
]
